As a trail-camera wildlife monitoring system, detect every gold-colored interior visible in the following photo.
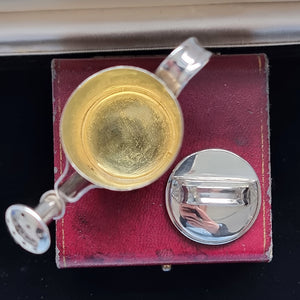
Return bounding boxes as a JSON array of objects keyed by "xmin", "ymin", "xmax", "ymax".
[{"xmin": 60, "ymin": 67, "xmax": 183, "ymax": 190}]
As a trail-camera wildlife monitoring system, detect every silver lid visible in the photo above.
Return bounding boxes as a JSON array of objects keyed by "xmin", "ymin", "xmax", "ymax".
[{"xmin": 166, "ymin": 149, "xmax": 261, "ymax": 245}]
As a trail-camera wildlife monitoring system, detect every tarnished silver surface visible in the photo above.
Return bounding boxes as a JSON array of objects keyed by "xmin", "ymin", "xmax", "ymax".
[
  {"xmin": 166, "ymin": 149, "xmax": 261, "ymax": 245},
  {"xmin": 1, "ymin": 1, "xmax": 300, "ymax": 55}
]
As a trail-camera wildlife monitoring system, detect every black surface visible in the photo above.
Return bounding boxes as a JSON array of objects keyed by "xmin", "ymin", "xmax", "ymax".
[{"xmin": 0, "ymin": 46, "xmax": 299, "ymax": 299}]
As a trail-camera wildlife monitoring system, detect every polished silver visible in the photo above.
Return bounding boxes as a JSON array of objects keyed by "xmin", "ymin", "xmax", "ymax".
[
  {"xmin": 166, "ymin": 149, "xmax": 261, "ymax": 245},
  {"xmin": 156, "ymin": 37, "xmax": 211, "ymax": 96},
  {"xmin": 5, "ymin": 37, "xmax": 211, "ymax": 254},
  {"xmin": 1, "ymin": 1, "xmax": 300, "ymax": 56},
  {"xmin": 5, "ymin": 161, "xmax": 94, "ymax": 254},
  {"xmin": 5, "ymin": 191, "xmax": 65, "ymax": 254}
]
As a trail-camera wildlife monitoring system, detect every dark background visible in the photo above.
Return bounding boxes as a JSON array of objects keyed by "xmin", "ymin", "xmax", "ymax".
[{"xmin": 0, "ymin": 45, "xmax": 299, "ymax": 299}]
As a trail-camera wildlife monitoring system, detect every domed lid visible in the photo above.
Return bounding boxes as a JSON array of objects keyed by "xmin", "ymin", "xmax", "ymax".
[{"xmin": 166, "ymin": 149, "xmax": 261, "ymax": 245}]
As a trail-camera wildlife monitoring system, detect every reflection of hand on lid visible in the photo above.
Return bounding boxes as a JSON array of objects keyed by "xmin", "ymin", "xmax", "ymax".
[{"xmin": 179, "ymin": 203, "xmax": 220, "ymax": 234}]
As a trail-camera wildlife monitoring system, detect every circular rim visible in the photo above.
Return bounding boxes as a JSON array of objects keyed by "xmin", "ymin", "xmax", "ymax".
[
  {"xmin": 5, "ymin": 204, "xmax": 50, "ymax": 254},
  {"xmin": 165, "ymin": 149, "xmax": 261, "ymax": 245},
  {"xmin": 60, "ymin": 65, "xmax": 184, "ymax": 191}
]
